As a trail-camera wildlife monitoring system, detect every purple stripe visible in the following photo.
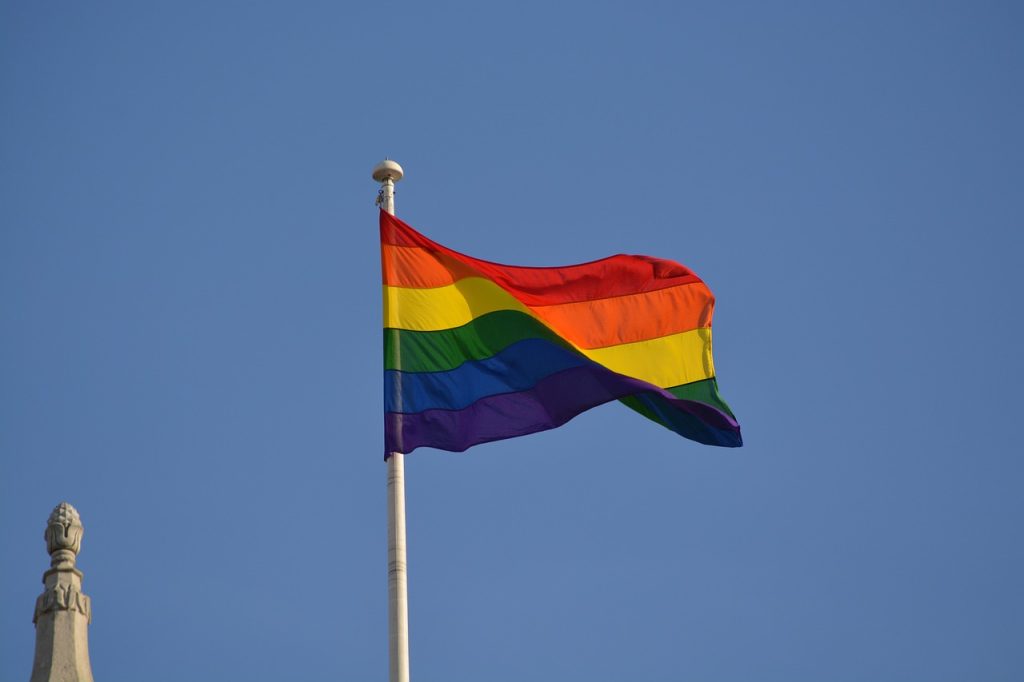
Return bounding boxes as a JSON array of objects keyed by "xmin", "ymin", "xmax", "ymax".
[{"xmin": 384, "ymin": 364, "xmax": 741, "ymax": 454}]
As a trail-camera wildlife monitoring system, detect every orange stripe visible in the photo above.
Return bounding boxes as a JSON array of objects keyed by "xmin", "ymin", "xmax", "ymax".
[
  {"xmin": 530, "ymin": 283, "xmax": 714, "ymax": 348},
  {"xmin": 382, "ymin": 244, "xmax": 465, "ymax": 288},
  {"xmin": 384, "ymin": 273, "xmax": 714, "ymax": 349}
]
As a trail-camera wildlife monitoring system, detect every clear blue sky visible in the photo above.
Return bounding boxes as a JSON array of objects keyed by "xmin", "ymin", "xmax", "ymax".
[{"xmin": 2, "ymin": 2, "xmax": 1022, "ymax": 680}]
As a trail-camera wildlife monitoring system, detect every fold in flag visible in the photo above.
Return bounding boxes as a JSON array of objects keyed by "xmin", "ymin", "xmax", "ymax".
[{"xmin": 381, "ymin": 211, "xmax": 742, "ymax": 455}]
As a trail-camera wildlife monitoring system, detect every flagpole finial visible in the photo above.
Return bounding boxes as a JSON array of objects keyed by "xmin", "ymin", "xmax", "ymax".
[{"xmin": 373, "ymin": 159, "xmax": 404, "ymax": 183}]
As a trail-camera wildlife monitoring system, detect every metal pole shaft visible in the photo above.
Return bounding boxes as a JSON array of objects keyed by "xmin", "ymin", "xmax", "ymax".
[
  {"xmin": 374, "ymin": 160, "xmax": 410, "ymax": 682},
  {"xmin": 387, "ymin": 449, "xmax": 410, "ymax": 682}
]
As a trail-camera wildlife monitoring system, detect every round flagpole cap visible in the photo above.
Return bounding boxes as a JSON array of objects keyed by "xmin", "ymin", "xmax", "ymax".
[{"xmin": 372, "ymin": 159, "xmax": 404, "ymax": 183}]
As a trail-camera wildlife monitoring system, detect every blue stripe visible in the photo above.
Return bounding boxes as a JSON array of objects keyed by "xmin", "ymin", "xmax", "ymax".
[
  {"xmin": 385, "ymin": 337, "xmax": 592, "ymax": 414},
  {"xmin": 385, "ymin": 363, "xmax": 742, "ymax": 454}
]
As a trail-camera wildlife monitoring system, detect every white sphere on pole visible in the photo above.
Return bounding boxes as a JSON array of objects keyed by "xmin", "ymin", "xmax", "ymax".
[{"xmin": 373, "ymin": 159, "xmax": 404, "ymax": 183}]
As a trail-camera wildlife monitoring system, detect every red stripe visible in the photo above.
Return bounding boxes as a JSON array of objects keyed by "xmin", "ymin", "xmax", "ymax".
[{"xmin": 380, "ymin": 211, "xmax": 704, "ymax": 306}]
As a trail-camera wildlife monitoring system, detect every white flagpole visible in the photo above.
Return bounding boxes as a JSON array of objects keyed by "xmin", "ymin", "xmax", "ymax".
[{"xmin": 373, "ymin": 159, "xmax": 410, "ymax": 682}]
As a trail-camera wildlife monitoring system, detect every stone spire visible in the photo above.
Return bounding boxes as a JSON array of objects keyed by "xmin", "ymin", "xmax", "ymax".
[{"xmin": 30, "ymin": 502, "xmax": 94, "ymax": 682}]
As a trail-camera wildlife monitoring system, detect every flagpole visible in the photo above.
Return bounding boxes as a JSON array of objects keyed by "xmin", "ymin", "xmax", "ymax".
[{"xmin": 373, "ymin": 158, "xmax": 410, "ymax": 682}]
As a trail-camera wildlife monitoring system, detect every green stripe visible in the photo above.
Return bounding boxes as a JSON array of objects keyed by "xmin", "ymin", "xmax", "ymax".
[
  {"xmin": 384, "ymin": 310, "xmax": 574, "ymax": 373},
  {"xmin": 619, "ymin": 377, "xmax": 736, "ymax": 425},
  {"xmin": 666, "ymin": 379, "xmax": 736, "ymax": 419},
  {"xmin": 386, "ymin": 312, "xmax": 737, "ymax": 422}
]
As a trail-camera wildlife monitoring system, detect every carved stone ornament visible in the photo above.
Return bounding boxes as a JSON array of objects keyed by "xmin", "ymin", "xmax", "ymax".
[
  {"xmin": 33, "ymin": 584, "xmax": 92, "ymax": 624},
  {"xmin": 44, "ymin": 502, "xmax": 83, "ymax": 569},
  {"xmin": 31, "ymin": 502, "xmax": 96, "ymax": 682}
]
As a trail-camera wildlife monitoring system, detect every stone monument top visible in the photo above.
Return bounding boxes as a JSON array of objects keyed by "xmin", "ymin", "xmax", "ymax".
[{"xmin": 30, "ymin": 502, "xmax": 94, "ymax": 682}]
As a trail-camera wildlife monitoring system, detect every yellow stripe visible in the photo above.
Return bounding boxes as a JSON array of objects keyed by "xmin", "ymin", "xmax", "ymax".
[
  {"xmin": 383, "ymin": 280, "xmax": 714, "ymax": 388},
  {"xmin": 587, "ymin": 326, "xmax": 714, "ymax": 387},
  {"xmin": 384, "ymin": 278, "xmax": 530, "ymax": 331}
]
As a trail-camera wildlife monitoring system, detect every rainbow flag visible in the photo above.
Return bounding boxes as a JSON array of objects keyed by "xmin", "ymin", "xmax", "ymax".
[{"xmin": 381, "ymin": 211, "xmax": 742, "ymax": 454}]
